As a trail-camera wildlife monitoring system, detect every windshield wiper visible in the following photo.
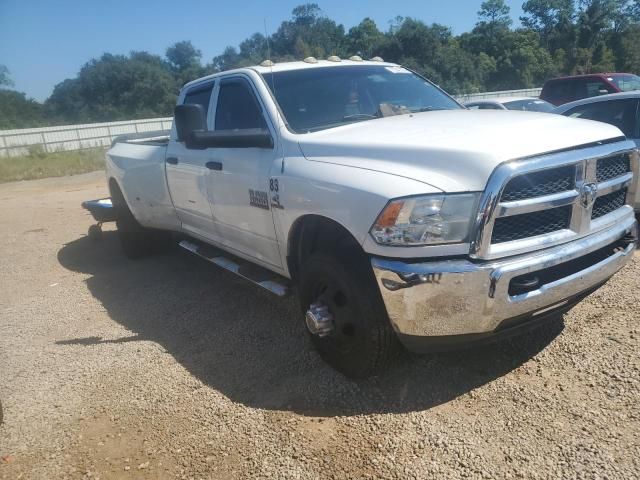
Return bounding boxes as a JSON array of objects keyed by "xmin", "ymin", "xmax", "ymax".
[
  {"xmin": 342, "ymin": 113, "xmax": 379, "ymax": 121},
  {"xmin": 410, "ymin": 106, "xmax": 444, "ymax": 113},
  {"xmin": 303, "ymin": 113, "xmax": 380, "ymax": 132}
]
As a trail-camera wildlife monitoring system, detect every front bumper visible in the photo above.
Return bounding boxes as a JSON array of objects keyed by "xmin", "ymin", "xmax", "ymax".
[{"xmin": 372, "ymin": 215, "xmax": 637, "ymax": 352}]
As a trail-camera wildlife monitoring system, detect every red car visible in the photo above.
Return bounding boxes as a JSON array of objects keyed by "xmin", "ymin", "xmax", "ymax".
[{"xmin": 540, "ymin": 73, "xmax": 640, "ymax": 106}]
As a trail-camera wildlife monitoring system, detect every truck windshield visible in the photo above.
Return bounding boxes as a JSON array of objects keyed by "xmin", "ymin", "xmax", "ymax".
[
  {"xmin": 609, "ymin": 74, "xmax": 640, "ymax": 92},
  {"xmin": 261, "ymin": 65, "xmax": 461, "ymax": 133}
]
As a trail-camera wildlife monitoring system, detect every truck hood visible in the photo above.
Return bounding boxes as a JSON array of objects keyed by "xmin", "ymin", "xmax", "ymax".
[{"xmin": 296, "ymin": 110, "xmax": 624, "ymax": 192}]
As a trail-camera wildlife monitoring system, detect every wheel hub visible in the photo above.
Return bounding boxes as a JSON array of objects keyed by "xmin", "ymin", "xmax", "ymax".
[{"xmin": 305, "ymin": 302, "xmax": 334, "ymax": 337}]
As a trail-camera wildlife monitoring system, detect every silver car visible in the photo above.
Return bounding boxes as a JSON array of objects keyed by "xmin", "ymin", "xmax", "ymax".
[
  {"xmin": 465, "ymin": 97, "xmax": 555, "ymax": 113},
  {"xmin": 554, "ymin": 91, "xmax": 640, "ymax": 148},
  {"xmin": 556, "ymin": 92, "xmax": 640, "ymax": 213}
]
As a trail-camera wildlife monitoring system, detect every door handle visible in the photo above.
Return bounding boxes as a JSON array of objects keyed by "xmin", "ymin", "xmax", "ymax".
[
  {"xmin": 166, "ymin": 157, "xmax": 178, "ymax": 165},
  {"xmin": 205, "ymin": 161, "xmax": 223, "ymax": 171}
]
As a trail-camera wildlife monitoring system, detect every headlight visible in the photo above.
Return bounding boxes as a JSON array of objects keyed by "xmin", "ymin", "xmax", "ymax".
[{"xmin": 370, "ymin": 193, "xmax": 480, "ymax": 246}]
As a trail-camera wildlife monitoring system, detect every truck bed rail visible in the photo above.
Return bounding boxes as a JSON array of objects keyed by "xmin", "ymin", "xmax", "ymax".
[{"xmin": 111, "ymin": 130, "xmax": 170, "ymax": 147}]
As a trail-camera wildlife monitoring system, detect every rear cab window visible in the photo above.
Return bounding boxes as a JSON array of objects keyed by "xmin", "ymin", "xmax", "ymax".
[
  {"xmin": 542, "ymin": 79, "xmax": 577, "ymax": 104},
  {"xmin": 183, "ymin": 81, "xmax": 215, "ymax": 114}
]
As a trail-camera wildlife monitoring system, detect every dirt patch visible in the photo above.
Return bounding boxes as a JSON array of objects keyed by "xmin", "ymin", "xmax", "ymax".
[{"xmin": 0, "ymin": 172, "xmax": 639, "ymax": 479}]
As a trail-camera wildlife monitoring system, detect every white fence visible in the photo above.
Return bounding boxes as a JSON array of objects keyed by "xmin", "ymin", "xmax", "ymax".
[
  {"xmin": 0, "ymin": 88, "xmax": 542, "ymax": 157},
  {"xmin": 454, "ymin": 87, "xmax": 543, "ymax": 104},
  {"xmin": 0, "ymin": 117, "xmax": 173, "ymax": 157}
]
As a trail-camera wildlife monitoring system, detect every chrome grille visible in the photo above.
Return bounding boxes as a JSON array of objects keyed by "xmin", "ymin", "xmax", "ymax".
[
  {"xmin": 596, "ymin": 155, "xmax": 630, "ymax": 183},
  {"xmin": 471, "ymin": 143, "xmax": 638, "ymax": 260},
  {"xmin": 492, "ymin": 206, "xmax": 572, "ymax": 244},
  {"xmin": 592, "ymin": 188, "xmax": 627, "ymax": 220},
  {"xmin": 501, "ymin": 166, "xmax": 575, "ymax": 202}
]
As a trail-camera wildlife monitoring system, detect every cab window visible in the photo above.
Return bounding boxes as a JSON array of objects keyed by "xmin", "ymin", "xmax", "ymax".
[
  {"xmin": 183, "ymin": 82, "xmax": 215, "ymax": 114},
  {"xmin": 544, "ymin": 80, "xmax": 577, "ymax": 103},
  {"xmin": 215, "ymin": 78, "xmax": 266, "ymax": 130}
]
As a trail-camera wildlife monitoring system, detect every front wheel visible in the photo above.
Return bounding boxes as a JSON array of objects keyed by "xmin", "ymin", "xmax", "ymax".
[{"xmin": 298, "ymin": 252, "xmax": 399, "ymax": 378}]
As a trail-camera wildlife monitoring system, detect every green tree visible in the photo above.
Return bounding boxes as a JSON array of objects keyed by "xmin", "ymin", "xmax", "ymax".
[
  {"xmin": 0, "ymin": 66, "xmax": 48, "ymax": 129},
  {"xmin": 478, "ymin": 0, "xmax": 512, "ymax": 26},
  {"xmin": 521, "ymin": 0, "xmax": 576, "ymax": 50},
  {"xmin": 46, "ymin": 52, "xmax": 177, "ymax": 123},
  {"xmin": 211, "ymin": 46, "xmax": 242, "ymax": 71},
  {"xmin": 270, "ymin": 4, "xmax": 346, "ymax": 59},
  {"xmin": 238, "ymin": 33, "xmax": 270, "ymax": 64},
  {"xmin": 166, "ymin": 41, "xmax": 202, "ymax": 71},
  {"xmin": 166, "ymin": 41, "xmax": 210, "ymax": 88},
  {"xmin": 7, "ymin": 1, "xmax": 640, "ymax": 129},
  {"xmin": 0, "ymin": 65, "xmax": 13, "ymax": 87},
  {"xmin": 0, "ymin": 90, "xmax": 46, "ymax": 129},
  {"xmin": 616, "ymin": 23, "xmax": 640, "ymax": 71},
  {"xmin": 629, "ymin": 0, "xmax": 640, "ymax": 19},
  {"xmin": 468, "ymin": 0, "xmax": 514, "ymax": 58},
  {"xmin": 346, "ymin": 18, "xmax": 385, "ymax": 58}
]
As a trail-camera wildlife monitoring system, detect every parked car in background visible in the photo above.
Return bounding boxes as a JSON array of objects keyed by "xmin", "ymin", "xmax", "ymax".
[
  {"xmin": 541, "ymin": 73, "xmax": 640, "ymax": 106},
  {"xmin": 555, "ymin": 92, "xmax": 640, "ymax": 213},
  {"xmin": 554, "ymin": 92, "xmax": 639, "ymax": 147},
  {"xmin": 465, "ymin": 97, "xmax": 555, "ymax": 112}
]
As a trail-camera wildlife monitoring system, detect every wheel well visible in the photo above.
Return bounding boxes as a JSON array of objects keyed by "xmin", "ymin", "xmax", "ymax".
[
  {"xmin": 108, "ymin": 178, "xmax": 124, "ymax": 205},
  {"xmin": 287, "ymin": 215, "xmax": 365, "ymax": 282}
]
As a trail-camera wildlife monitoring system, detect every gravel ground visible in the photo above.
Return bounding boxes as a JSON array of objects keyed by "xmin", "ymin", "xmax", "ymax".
[{"xmin": 0, "ymin": 171, "xmax": 638, "ymax": 479}]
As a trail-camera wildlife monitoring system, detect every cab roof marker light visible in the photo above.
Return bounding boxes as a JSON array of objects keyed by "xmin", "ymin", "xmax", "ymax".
[
  {"xmin": 260, "ymin": 59, "xmax": 275, "ymax": 67},
  {"xmin": 303, "ymin": 56, "xmax": 318, "ymax": 64},
  {"xmin": 348, "ymin": 55, "xmax": 363, "ymax": 62},
  {"xmin": 327, "ymin": 55, "xmax": 341, "ymax": 62},
  {"xmin": 370, "ymin": 56, "xmax": 384, "ymax": 62}
]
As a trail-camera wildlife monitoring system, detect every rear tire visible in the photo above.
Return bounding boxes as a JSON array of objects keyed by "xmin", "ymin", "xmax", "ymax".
[
  {"xmin": 111, "ymin": 188, "xmax": 173, "ymax": 259},
  {"xmin": 299, "ymin": 252, "xmax": 399, "ymax": 378},
  {"xmin": 87, "ymin": 224, "xmax": 102, "ymax": 241}
]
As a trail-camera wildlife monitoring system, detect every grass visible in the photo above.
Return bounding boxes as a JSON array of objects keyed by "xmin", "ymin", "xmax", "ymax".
[{"xmin": 0, "ymin": 147, "xmax": 106, "ymax": 183}]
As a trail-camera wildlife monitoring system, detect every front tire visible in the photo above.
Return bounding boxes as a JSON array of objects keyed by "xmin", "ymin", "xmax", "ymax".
[{"xmin": 299, "ymin": 252, "xmax": 399, "ymax": 378}]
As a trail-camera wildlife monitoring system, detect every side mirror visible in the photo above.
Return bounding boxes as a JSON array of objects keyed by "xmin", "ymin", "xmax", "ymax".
[
  {"xmin": 186, "ymin": 129, "xmax": 274, "ymax": 150},
  {"xmin": 174, "ymin": 104, "xmax": 206, "ymax": 142},
  {"xmin": 598, "ymin": 89, "xmax": 610, "ymax": 95}
]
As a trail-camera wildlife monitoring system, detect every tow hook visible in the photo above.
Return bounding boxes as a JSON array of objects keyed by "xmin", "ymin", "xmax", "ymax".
[
  {"xmin": 305, "ymin": 302, "xmax": 334, "ymax": 337},
  {"xmin": 510, "ymin": 275, "xmax": 540, "ymax": 295},
  {"xmin": 621, "ymin": 230, "xmax": 637, "ymax": 247}
]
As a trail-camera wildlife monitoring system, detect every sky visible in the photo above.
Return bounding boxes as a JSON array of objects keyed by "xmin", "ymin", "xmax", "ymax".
[{"xmin": 0, "ymin": 0, "xmax": 524, "ymax": 102}]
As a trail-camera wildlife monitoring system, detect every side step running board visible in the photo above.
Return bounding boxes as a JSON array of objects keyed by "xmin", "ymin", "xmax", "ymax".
[{"xmin": 178, "ymin": 240, "xmax": 290, "ymax": 297}]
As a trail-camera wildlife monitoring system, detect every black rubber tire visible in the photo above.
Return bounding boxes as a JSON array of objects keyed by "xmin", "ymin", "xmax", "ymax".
[
  {"xmin": 113, "ymin": 196, "xmax": 173, "ymax": 259},
  {"xmin": 299, "ymin": 252, "xmax": 399, "ymax": 378},
  {"xmin": 87, "ymin": 224, "xmax": 103, "ymax": 241}
]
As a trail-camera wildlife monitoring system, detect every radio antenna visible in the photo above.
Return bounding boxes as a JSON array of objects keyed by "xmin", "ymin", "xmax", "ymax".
[
  {"xmin": 263, "ymin": 18, "xmax": 277, "ymax": 101},
  {"xmin": 263, "ymin": 18, "xmax": 277, "ymax": 98},
  {"xmin": 263, "ymin": 18, "xmax": 284, "ymax": 172},
  {"xmin": 264, "ymin": 18, "xmax": 272, "ymax": 62}
]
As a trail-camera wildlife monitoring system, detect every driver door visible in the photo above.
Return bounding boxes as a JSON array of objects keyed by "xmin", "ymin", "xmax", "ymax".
[{"xmin": 204, "ymin": 75, "xmax": 283, "ymax": 269}]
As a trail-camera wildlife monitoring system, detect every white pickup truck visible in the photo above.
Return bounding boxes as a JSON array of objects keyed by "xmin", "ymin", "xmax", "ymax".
[{"xmin": 105, "ymin": 58, "xmax": 638, "ymax": 377}]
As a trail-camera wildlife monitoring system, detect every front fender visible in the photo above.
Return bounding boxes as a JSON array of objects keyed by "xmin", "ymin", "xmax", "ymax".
[{"xmin": 271, "ymin": 156, "xmax": 442, "ymax": 274}]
